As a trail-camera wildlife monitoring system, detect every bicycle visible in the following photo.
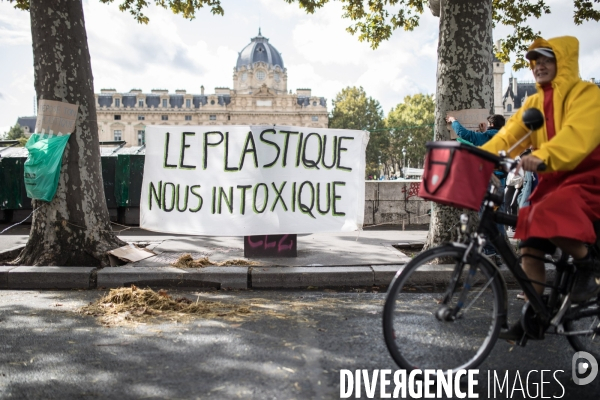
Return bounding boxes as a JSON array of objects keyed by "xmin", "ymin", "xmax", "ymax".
[{"xmin": 382, "ymin": 109, "xmax": 600, "ymax": 373}]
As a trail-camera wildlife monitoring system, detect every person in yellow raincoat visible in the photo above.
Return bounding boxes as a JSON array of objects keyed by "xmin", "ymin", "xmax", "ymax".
[{"xmin": 481, "ymin": 36, "xmax": 600, "ymax": 340}]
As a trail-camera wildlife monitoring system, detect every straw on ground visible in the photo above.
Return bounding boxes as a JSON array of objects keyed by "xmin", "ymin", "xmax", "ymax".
[
  {"xmin": 79, "ymin": 285, "xmax": 275, "ymax": 326},
  {"xmin": 171, "ymin": 254, "xmax": 259, "ymax": 269}
]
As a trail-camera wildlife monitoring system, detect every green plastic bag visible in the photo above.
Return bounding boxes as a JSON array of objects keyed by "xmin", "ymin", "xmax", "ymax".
[{"xmin": 24, "ymin": 133, "xmax": 71, "ymax": 202}]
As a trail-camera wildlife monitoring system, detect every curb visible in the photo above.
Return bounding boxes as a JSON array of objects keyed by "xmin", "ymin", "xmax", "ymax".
[
  {"xmin": 0, "ymin": 264, "xmax": 407, "ymax": 290},
  {"xmin": 0, "ymin": 263, "xmax": 556, "ymax": 291}
]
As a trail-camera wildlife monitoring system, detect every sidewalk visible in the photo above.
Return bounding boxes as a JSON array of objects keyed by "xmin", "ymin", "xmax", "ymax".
[{"xmin": 0, "ymin": 230, "xmax": 427, "ymax": 290}]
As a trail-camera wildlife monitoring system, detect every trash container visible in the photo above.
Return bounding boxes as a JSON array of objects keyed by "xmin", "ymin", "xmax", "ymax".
[
  {"xmin": 115, "ymin": 151, "xmax": 145, "ymax": 225},
  {"xmin": 101, "ymin": 155, "xmax": 118, "ymax": 222},
  {"xmin": 0, "ymin": 146, "xmax": 32, "ymax": 223}
]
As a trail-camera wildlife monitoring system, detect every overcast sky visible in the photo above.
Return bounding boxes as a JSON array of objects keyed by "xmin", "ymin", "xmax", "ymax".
[{"xmin": 1, "ymin": 0, "xmax": 599, "ymax": 135}]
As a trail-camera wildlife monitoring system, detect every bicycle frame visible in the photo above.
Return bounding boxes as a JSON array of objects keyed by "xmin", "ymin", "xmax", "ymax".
[{"xmin": 480, "ymin": 208, "xmax": 550, "ymax": 316}]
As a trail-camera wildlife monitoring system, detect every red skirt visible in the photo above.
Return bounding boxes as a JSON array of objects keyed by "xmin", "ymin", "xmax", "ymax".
[{"xmin": 515, "ymin": 146, "xmax": 600, "ymax": 244}]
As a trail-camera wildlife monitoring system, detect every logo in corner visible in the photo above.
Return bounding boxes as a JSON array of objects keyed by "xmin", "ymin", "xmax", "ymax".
[{"xmin": 572, "ymin": 351, "xmax": 598, "ymax": 385}]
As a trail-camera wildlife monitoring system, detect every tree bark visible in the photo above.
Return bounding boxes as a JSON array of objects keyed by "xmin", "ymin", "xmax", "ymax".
[
  {"xmin": 424, "ymin": 0, "xmax": 494, "ymax": 250},
  {"xmin": 15, "ymin": 0, "xmax": 125, "ymax": 266}
]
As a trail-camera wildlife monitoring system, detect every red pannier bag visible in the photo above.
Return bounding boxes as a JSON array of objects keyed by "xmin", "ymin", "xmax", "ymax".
[{"xmin": 418, "ymin": 141, "xmax": 500, "ymax": 211}]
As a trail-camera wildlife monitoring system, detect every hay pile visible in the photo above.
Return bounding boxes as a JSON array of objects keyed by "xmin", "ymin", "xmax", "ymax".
[
  {"xmin": 80, "ymin": 285, "xmax": 253, "ymax": 326},
  {"xmin": 171, "ymin": 253, "xmax": 258, "ymax": 269}
]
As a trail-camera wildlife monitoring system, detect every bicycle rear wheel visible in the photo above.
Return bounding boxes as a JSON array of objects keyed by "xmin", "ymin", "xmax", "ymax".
[
  {"xmin": 383, "ymin": 244, "xmax": 504, "ymax": 372},
  {"xmin": 565, "ymin": 300, "xmax": 600, "ymax": 359}
]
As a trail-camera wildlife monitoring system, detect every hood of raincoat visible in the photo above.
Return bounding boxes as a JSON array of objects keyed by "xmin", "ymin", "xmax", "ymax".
[{"xmin": 527, "ymin": 36, "xmax": 580, "ymax": 95}]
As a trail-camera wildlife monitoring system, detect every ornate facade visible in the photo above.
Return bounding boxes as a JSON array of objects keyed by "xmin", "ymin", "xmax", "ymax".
[{"xmin": 95, "ymin": 30, "xmax": 329, "ymax": 146}]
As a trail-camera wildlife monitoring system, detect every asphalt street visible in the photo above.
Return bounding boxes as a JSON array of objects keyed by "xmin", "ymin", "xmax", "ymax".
[{"xmin": 0, "ymin": 289, "xmax": 598, "ymax": 400}]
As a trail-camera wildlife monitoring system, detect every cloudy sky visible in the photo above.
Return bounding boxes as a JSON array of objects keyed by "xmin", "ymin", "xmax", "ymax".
[{"xmin": 1, "ymin": 0, "xmax": 599, "ymax": 135}]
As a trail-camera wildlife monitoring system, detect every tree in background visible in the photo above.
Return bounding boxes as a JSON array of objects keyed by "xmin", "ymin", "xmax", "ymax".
[
  {"xmin": 2, "ymin": 123, "xmax": 28, "ymax": 147},
  {"xmin": 6, "ymin": 0, "xmax": 223, "ymax": 266},
  {"xmin": 329, "ymin": 86, "xmax": 387, "ymax": 178},
  {"xmin": 284, "ymin": 0, "xmax": 600, "ymax": 248},
  {"xmin": 284, "ymin": 0, "xmax": 598, "ymax": 67},
  {"xmin": 384, "ymin": 94, "xmax": 434, "ymax": 174}
]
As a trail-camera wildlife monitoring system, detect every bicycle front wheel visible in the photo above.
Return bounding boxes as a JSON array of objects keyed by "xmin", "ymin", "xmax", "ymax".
[{"xmin": 383, "ymin": 244, "xmax": 504, "ymax": 372}]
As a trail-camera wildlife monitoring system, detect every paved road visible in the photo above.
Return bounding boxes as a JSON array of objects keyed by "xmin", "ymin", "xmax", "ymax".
[{"xmin": 0, "ymin": 290, "xmax": 597, "ymax": 399}]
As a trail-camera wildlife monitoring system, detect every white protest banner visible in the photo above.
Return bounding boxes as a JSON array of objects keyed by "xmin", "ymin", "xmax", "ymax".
[{"xmin": 140, "ymin": 125, "xmax": 369, "ymax": 236}]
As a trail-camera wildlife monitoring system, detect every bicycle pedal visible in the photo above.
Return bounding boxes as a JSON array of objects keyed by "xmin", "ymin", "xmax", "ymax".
[{"xmin": 516, "ymin": 333, "xmax": 529, "ymax": 347}]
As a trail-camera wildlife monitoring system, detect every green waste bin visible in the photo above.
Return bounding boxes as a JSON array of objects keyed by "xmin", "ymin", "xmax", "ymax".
[
  {"xmin": 115, "ymin": 153, "xmax": 145, "ymax": 225},
  {"xmin": 0, "ymin": 147, "xmax": 32, "ymax": 223},
  {"xmin": 101, "ymin": 156, "xmax": 118, "ymax": 222}
]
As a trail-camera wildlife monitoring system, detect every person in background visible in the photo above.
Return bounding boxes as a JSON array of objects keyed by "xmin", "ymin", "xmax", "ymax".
[
  {"xmin": 516, "ymin": 148, "xmax": 537, "ymax": 209},
  {"xmin": 446, "ymin": 114, "xmax": 506, "ymax": 146},
  {"xmin": 504, "ymin": 158, "xmax": 525, "ymax": 230}
]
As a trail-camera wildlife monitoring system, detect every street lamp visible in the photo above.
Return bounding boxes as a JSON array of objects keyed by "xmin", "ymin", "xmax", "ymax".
[{"xmin": 402, "ymin": 147, "xmax": 406, "ymax": 177}]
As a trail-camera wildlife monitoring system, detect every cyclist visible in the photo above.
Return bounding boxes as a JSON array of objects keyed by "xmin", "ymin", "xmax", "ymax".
[{"xmin": 479, "ymin": 36, "xmax": 600, "ymax": 339}]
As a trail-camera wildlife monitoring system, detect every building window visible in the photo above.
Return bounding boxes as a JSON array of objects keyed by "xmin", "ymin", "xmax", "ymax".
[
  {"xmin": 186, "ymin": 99, "xmax": 191, "ymax": 108},
  {"xmin": 138, "ymin": 100, "xmax": 144, "ymax": 107},
  {"xmin": 138, "ymin": 115, "xmax": 145, "ymax": 121},
  {"xmin": 114, "ymin": 130, "xmax": 122, "ymax": 141},
  {"xmin": 210, "ymin": 100, "xmax": 215, "ymax": 105},
  {"xmin": 185, "ymin": 115, "xmax": 192, "ymax": 121},
  {"xmin": 312, "ymin": 101, "xmax": 317, "ymax": 106},
  {"xmin": 138, "ymin": 130, "xmax": 145, "ymax": 146},
  {"xmin": 115, "ymin": 98, "xmax": 120, "ymax": 107},
  {"xmin": 114, "ymin": 115, "xmax": 121, "ymax": 120},
  {"xmin": 507, "ymin": 104, "xmax": 512, "ymax": 112},
  {"xmin": 256, "ymin": 70, "xmax": 266, "ymax": 80},
  {"xmin": 209, "ymin": 115, "xmax": 216, "ymax": 121},
  {"xmin": 311, "ymin": 116, "xmax": 318, "ymax": 121},
  {"xmin": 161, "ymin": 115, "xmax": 168, "ymax": 121},
  {"xmin": 162, "ymin": 99, "xmax": 167, "ymax": 108}
]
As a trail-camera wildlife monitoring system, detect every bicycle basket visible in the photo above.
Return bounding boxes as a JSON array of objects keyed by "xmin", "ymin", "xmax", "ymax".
[{"xmin": 418, "ymin": 141, "xmax": 500, "ymax": 211}]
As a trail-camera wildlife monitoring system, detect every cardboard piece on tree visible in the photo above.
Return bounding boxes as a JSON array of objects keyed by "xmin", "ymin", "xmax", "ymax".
[
  {"xmin": 35, "ymin": 99, "xmax": 79, "ymax": 135},
  {"xmin": 446, "ymin": 109, "xmax": 489, "ymax": 140},
  {"xmin": 107, "ymin": 244, "xmax": 155, "ymax": 267}
]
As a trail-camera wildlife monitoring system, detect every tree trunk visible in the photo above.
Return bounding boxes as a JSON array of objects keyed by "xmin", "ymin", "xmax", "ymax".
[
  {"xmin": 424, "ymin": 0, "xmax": 494, "ymax": 250},
  {"xmin": 15, "ymin": 0, "xmax": 125, "ymax": 266}
]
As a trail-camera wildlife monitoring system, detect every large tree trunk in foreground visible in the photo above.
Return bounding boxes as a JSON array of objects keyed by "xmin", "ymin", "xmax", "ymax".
[
  {"xmin": 424, "ymin": 0, "xmax": 494, "ymax": 250},
  {"xmin": 15, "ymin": 0, "xmax": 125, "ymax": 266}
]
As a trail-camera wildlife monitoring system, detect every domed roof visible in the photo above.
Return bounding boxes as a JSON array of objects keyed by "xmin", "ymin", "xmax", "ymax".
[{"xmin": 236, "ymin": 29, "xmax": 284, "ymax": 70}]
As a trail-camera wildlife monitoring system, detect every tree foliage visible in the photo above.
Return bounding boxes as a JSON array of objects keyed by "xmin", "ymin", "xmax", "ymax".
[
  {"xmin": 2, "ymin": 123, "xmax": 27, "ymax": 146},
  {"xmin": 283, "ymin": 0, "xmax": 600, "ymax": 69},
  {"xmin": 383, "ymin": 93, "xmax": 434, "ymax": 173},
  {"xmin": 4, "ymin": 123, "xmax": 24, "ymax": 140},
  {"xmin": 8, "ymin": 0, "xmax": 224, "ymax": 22},
  {"xmin": 328, "ymin": 86, "xmax": 386, "ymax": 177}
]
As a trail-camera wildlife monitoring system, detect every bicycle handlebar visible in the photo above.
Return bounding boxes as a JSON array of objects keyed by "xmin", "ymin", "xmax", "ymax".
[{"xmin": 499, "ymin": 158, "xmax": 547, "ymax": 173}]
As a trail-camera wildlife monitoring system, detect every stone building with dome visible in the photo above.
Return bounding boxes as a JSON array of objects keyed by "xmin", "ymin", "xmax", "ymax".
[{"xmin": 94, "ymin": 30, "xmax": 328, "ymax": 146}]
